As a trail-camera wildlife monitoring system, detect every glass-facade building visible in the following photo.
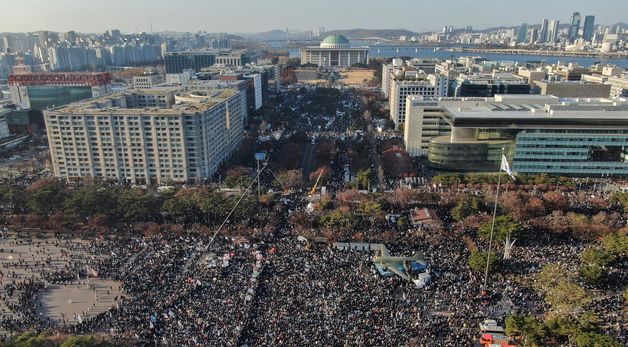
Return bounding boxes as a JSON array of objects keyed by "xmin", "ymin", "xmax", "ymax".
[
  {"xmin": 582, "ymin": 15, "xmax": 596, "ymax": 42},
  {"xmin": 27, "ymin": 86, "xmax": 93, "ymax": 111},
  {"xmin": 164, "ymin": 52, "xmax": 216, "ymax": 74},
  {"xmin": 413, "ymin": 96, "xmax": 628, "ymax": 177},
  {"xmin": 429, "ymin": 137, "xmax": 514, "ymax": 172},
  {"xmin": 513, "ymin": 129, "xmax": 628, "ymax": 176},
  {"xmin": 429, "ymin": 128, "xmax": 628, "ymax": 177}
]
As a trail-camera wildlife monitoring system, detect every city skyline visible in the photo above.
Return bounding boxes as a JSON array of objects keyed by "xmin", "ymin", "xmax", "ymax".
[
  {"xmin": 0, "ymin": 1, "xmax": 627, "ymax": 346},
  {"xmin": 1, "ymin": 0, "xmax": 626, "ymax": 34}
]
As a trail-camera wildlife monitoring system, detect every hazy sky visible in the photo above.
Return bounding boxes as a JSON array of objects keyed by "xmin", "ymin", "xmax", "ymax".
[{"xmin": 2, "ymin": 0, "xmax": 626, "ymax": 33}]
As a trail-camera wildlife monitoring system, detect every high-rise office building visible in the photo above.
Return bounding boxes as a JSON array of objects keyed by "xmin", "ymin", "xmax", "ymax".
[
  {"xmin": 582, "ymin": 15, "xmax": 596, "ymax": 41},
  {"xmin": 452, "ymin": 74, "xmax": 530, "ymax": 97},
  {"xmin": 569, "ymin": 12, "xmax": 582, "ymax": 42},
  {"xmin": 530, "ymin": 28, "xmax": 539, "ymax": 44},
  {"xmin": 164, "ymin": 51, "xmax": 216, "ymax": 74},
  {"xmin": 539, "ymin": 19, "xmax": 549, "ymax": 43},
  {"xmin": 517, "ymin": 23, "xmax": 528, "ymax": 43},
  {"xmin": 569, "ymin": 12, "xmax": 581, "ymax": 42},
  {"xmin": 548, "ymin": 19, "xmax": 560, "ymax": 44},
  {"xmin": 389, "ymin": 74, "xmax": 448, "ymax": 127}
]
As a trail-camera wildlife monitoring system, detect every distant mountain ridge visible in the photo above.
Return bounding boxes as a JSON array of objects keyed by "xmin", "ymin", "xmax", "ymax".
[
  {"xmin": 242, "ymin": 23, "xmax": 628, "ymax": 41},
  {"xmin": 238, "ymin": 30, "xmax": 290, "ymax": 41},
  {"xmin": 324, "ymin": 29, "xmax": 418, "ymax": 39}
]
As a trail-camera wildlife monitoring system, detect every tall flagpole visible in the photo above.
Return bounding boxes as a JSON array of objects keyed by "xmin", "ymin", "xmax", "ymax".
[{"xmin": 482, "ymin": 148, "xmax": 505, "ymax": 293}]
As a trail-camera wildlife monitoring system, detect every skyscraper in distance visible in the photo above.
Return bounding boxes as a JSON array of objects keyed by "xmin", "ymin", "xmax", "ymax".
[
  {"xmin": 582, "ymin": 15, "xmax": 596, "ymax": 41},
  {"xmin": 517, "ymin": 23, "xmax": 528, "ymax": 43},
  {"xmin": 530, "ymin": 28, "xmax": 539, "ymax": 44},
  {"xmin": 569, "ymin": 12, "xmax": 581, "ymax": 42},
  {"xmin": 540, "ymin": 19, "xmax": 549, "ymax": 43},
  {"xmin": 548, "ymin": 19, "xmax": 560, "ymax": 44}
]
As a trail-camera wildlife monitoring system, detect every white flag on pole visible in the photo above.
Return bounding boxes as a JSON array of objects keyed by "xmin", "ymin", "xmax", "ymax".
[{"xmin": 500, "ymin": 154, "xmax": 515, "ymax": 179}]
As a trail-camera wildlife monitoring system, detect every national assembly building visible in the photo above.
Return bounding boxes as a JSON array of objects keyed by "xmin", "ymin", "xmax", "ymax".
[{"xmin": 300, "ymin": 35, "xmax": 369, "ymax": 68}]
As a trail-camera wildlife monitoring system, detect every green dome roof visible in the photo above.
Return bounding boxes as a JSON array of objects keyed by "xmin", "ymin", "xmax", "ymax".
[{"xmin": 321, "ymin": 34, "xmax": 350, "ymax": 46}]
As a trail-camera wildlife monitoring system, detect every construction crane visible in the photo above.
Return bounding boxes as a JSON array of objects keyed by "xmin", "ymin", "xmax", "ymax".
[{"xmin": 308, "ymin": 168, "xmax": 326, "ymax": 197}]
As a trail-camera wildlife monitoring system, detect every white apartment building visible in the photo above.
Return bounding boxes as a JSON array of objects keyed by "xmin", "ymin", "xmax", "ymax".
[
  {"xmin": 607, "ymin": 76, "xmax": 628, "ymax": 99},
  {"xmin": 381, "ymin": 64, "xmax": 394, "ymax": 97},
  {"xmin": 183, "ymin": 79, "xmax": 247, "ymax": 94},
  {"xmin": 381, "ymin": 58, "xmax": 403, "ymax": 97},
  {"xmin": 389, "ymin": 74, "xmax": 448, "ymax": 127},
  {"xmin": 382, "ymin": 58, "xmax": 437, "ymax": 98},
  {"xmin": 602, "ymin": 66, "xmax": 624, "ymax": 77},
  {"xmin": 44, "ymin": 87, "xmax": 246, "ymax": 185}
]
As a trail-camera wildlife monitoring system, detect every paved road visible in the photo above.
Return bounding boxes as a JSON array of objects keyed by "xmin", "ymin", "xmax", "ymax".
[{"xmin": 366, "ymin": 132, "xmax": 385, "ymax": 189}]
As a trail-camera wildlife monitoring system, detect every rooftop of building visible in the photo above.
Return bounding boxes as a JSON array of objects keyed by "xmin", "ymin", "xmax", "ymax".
[
  {"xmin": 391, "ymin": 74, "xmax": 439, "ymax": 84},
  {"xmin": 164, "ymin": 49, "xmax": 254, "ymax": 57},
  {"xmin": 321, "ymin": 34, "xmax": 350, "ymax": 46},
  {"xmin": 185, "ymin": 79, "xmax": 247, "ymax": 86},
  {"xmin": 537, "ymin": 80, "xmax": 612, "ymax": 85},
  {"xmin": 443, "ymin": 103, "xmax": 628, "ymax": 127},
  {"xmin": 302, "ymin": 46, "xmax": 370, "ymax": 51},
  {"xmin": 127, "ymin": 86, "xmax": 181, "ymax": 95},
  {"xmin": 408, "ymin": 95, "xmax": 628, "ymax": 128},
  {"xmin": 407, "ymin": 95, "xmax": 558, "ymax": 104},
  {"xmin": 198, "ymin": 65, "xmax": 272, "ymax": 74},
  {"xmin": 300, "ymin": 34, "xmax": 371, "ymax": 50},
  {"xmin": 607, "ymin": 75, "xmax": 628, "ymax": 81},
  {"xmin": 47, "ymin": 87, "xmax": 238, "ymax": 116},
  {"xmin": 133, "ymin": 72, "xmax": 161, "ymax": 77},
  {"xmin": 8, "ymin": 72, "xmax": 112, "ymax": 86},
  {"xmin": 430, "ymin": 135, "xmax": 512, "ymax": 145},
  {"xmin": 457, "ymin": 73, "xmax": 526, "ymax": 82}
]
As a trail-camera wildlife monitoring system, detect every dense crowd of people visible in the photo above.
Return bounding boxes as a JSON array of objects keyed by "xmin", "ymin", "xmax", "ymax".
[
  {"xmin": 103, "ymin": 236, "xmax": 260, "ymax": 346},
  {"xmin": 239, "ymin": 237, "xmax": 480, "ymax": 346},
  {"xmin": 0, "ymin": 219, "xmax": 625, "ymax": 346}
]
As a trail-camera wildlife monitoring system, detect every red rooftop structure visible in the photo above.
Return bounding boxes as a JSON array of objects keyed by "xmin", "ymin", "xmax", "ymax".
[{"xmin": 8, "ymin": 72, "xmax": 112, "ymax": 87}]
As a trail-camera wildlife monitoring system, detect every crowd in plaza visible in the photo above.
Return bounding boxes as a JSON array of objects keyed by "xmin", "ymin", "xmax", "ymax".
[
  {"xmin": 0, "ymin": 230, "xmax": 482, "ymax": 345},
  {"xmin": 0, "ymin": 181, "xmax": 625, "ymax": 346},
  {"xmin": 240, "ymin": 236, "xmax": 482, "ymax": 346},
  {"xmin": 0, "ymin": 233, "xmax": 267, "ymax": 345}
]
